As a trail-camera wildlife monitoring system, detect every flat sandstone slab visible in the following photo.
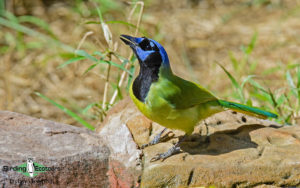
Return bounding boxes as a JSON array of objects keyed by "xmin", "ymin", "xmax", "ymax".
[
  {"xmin": 99, "ymin": 97, "xmax": 300, "ymax": 188},
  {"xmin": 142, "ymin": 124, "xmax": 300, "ymax": 187}
]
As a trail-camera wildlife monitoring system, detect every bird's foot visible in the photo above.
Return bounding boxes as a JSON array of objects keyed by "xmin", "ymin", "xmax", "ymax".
[
  {"xmin": 141, "ymin": 128, "xmax": 167, "ymax": 149},
  {"xmin": 150, "ymin": 135, "xmax": 187, "ymax": 162},
  {"xmin": 150, "ymin": 144, "xmax": 181, "ymax": 162}
]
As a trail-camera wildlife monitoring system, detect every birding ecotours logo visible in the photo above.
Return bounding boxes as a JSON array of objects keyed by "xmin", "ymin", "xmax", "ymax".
[
  {"xmin": 16, "ymin": 158, "xmax": 46, "ymax": 178},
  {"xmin": 2, "ymin": 158, "xmax": 60, "ymax": 178},
  {"xmin": 26, "ymin": 158, "xmax": 35, "ymax": 177}
]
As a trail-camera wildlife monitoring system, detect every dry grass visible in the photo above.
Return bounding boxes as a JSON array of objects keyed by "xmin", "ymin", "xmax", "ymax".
[{"xmin": 1, "ymin": 0, "xmax": 300, "ymax": 127}]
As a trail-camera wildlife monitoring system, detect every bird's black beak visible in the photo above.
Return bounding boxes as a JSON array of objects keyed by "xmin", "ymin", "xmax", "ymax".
[{"xmin": 120, "ymin": 34, "xmax": 138, "ymax": 47}]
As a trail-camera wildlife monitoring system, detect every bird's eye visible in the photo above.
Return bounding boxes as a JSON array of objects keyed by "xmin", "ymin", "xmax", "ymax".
[{"xmin": 140, "ymin": 39, "xmax": 152, "ymax": 51}]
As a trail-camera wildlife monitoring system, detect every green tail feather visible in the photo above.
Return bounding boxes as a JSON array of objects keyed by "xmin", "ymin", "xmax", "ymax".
[{"xmin": 218, "ymin": 100, "xmax": 278, "ymax": 118}]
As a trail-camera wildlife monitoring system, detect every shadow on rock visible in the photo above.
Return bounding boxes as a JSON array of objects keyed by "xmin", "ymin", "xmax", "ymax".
[{"xmin": 180, "ymin": 124, "xmax": 265, "ymax": 155}]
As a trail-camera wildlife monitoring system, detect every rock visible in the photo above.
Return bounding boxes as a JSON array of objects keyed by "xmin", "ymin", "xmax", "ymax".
[
  {"xmin": 142, "ymin": 124, "xmax": 300, "ymax": 188},
  {"xmin": 0, "ymin": 111, "xmax": 110, "ymax": 188},
  {"xmin": 97, "ymin": 98, "xmax": 143, "ymax": 188},
  {"xmin": 98, "ymin": 98, "xmax": 300, "ymax": 188}
]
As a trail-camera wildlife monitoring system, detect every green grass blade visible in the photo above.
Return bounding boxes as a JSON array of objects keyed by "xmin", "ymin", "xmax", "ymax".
[
  {"xmin": 107, "ymin": 20, "xmax": 137, "ymax": 27},
  {"xmin": 252, "ymin": 92, "xmax": 272, "ymax": 104},
  {"xmin": 246, "ymin": 98, "xmax": 253, "ymax": 106},
  {"xmin": 18, "ymin": 15, "xmax": 57, "ymax": 38},
  {"xmin": 35, "ymin": 92, "xmax": 95, "ymax": 131},
  {"xmin": 75, "ymin": 49, "xmax": 98, "ymax": 62},
  {"xmin": 262, "ymin": 66, "xmax": 281, "ymax": 75},
  {"xmin": 0, "ymin": 17, "xmax": 74, "ymax": 52},
  {"xmin": 286, "ymin": 70, "xmax": 297, "ymax": 97},
  {"xmin": 248, "ymin": 79, "xmax": 274, "ymax": 105},
  {"xmin": 93, "ymin": 51, "xmax": 105, "ymax": 57},
  {"xmin": 83, "ymin": 63, "xmax": 98, "ymax": 75},
  {"xmin": 130, "ymin": 55, "xmax": 137, "ymax": 63},
  {"xmin": 286, "ymin": 70, "xmax": 295, "ymax": 87},
  {"xmin": 249, "ymin": 60, "xmax": 258, "ymax": 73},
  {"xmin": 113, "ymin": 53, "xmax": 130, "ymax": 63},
  {"xmin": 297, "ymin": 67, "xmax": 300, "ymax": 89},
  {"xmin": 228, "ymin": 51, "xmax": 238, "ymax": 71},
  {"xmin": 0, "ymin": 0, "xmax": 5, "ymax": 15},
  {"xmin": 82, "ymin": 103, "xmax": 97, "ymax": 115},
  {"xmin": 2, "ymin": 11, "xmax": 19, "ymax": 23},
  {"xmin": 248, "ymin": 79, "xmax": 268, "ymax": 93},
  {"xmin": 246, "ymin": 32, "xmax": 258, "ymax": 55},
  {"xmin": 85, "ymin": 21, "xmax": 100, "ymax": 25},
  {"xmin": 297, "ymin": 67, "xmax": 300, "ymax": 108},
  {"xmin": 110, "ymin": 82, "xmax": 123, "ymax": 100},
  {"xmin": 95, "ymin": 4, "xmax": 113, "ymax": 48},
  {"xmin": 287, "ymin": 63, "xmax": 300, "ymax": 69},
  {"xmin": 218, "ymin": 63, "xmax": 240, "ymax": 90},
  {"xmin": 218, "ymin": 63, "xmax": 244, "ymax": 101},
  {"xmin": 276, "ymin": 94, "xmax": 286, "ymax": 108},
  {"xmin": 241, "ymin": 75, "xmax": 256, "ymax": 90},
  {"xmin": 101, "ymin": 60, "xmax": 133, "ymax": 75},
  {"xmin": 95, "ymin": 4, "xmax": 104, "ymax": 23},
  {"xmin": 57, "ymin": 56, "xmax": 86, "ymax": 69},
  {"xmin": 267, "ymin": 88, "xmax": 277, "ymax": 107},
  {"xmin": 285, "ymin": 113, "xmax": 293, "ymax": 125}
]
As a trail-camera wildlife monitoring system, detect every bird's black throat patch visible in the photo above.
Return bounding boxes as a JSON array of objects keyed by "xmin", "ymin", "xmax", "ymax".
[{"xmin": 132, "ymin": 52, "xmax": 162, "ymax": 102}]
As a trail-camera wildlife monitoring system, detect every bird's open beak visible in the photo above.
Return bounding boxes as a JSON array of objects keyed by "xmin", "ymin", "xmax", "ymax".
[{"xmin": 120, "ymin": 35, "xmax": 138, "ymax": 47}]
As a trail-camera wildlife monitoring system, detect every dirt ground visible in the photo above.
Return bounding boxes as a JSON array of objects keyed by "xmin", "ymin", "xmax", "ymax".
[{"xmin": 1, "ymin": 0, "xmax": 300, "ymax": 127}]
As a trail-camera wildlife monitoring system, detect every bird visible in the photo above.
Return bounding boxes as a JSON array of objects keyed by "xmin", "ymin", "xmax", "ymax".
[{"xmin": 120, "ymin": 34, "xmax": 277, "ymax": 162}]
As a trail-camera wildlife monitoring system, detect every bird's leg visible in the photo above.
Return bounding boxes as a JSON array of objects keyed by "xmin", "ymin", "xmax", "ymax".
[
  {"xmin": 150, "ymin": 135, "xmax": 187, "ymax": 162},
  {"xmin": 202, "ymin": 120, "xmax": 210, "ymax": 143},
  {"xmin": 141, "ymin": 128, "xmax": 167, "ymax": 149},
  {"xmin": 203, "ymin": 120, "xmax": 209, "ymax": 136}
]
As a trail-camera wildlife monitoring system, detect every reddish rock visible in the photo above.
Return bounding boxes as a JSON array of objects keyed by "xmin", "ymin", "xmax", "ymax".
[{"xmin": 97, "ymin": 97, "xmax": 143, "ymax": 188}]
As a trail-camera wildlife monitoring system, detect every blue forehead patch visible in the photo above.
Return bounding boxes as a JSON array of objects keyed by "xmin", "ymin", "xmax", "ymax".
[
  {"xmin": 135, "ymin": 48, "xmax": 155, "ymax": 62},
  {"xmin": 132, "ymin": 37, "xmax": 170, "ymax": 67},
  {"xmin": 133, "ymin": 37, "xmax": 144, "ymax": 44}
]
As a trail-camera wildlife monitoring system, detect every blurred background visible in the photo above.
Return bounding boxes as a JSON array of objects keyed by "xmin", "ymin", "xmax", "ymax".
[{"xmin": 1, "ymin": 0, "xmax": 300, "ymax": 128}]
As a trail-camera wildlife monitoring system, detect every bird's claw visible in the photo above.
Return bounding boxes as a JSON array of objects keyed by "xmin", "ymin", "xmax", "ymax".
[
  {"xmin": 149, "ymin": 145, "xmax": 181, "ymax": 162},
  {"xmin": 141, "ymin": 143, "xmax": 148, "ymax": 149},
  {"xmin": 141, "ymin": 128, "xmax": 167, "ymax": 149},
  {"xmin": 141, "ymin": 135, "xmax": 161, "ymax": 149},
  {"xmin": 150, "ymin": 154, "xmax": 164, "ymax": 162}
]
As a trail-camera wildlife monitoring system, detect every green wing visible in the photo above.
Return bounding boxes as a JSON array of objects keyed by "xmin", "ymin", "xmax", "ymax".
[{"xmin": 153, "ymin": 75, "xmax": 218, "ymax": 109}]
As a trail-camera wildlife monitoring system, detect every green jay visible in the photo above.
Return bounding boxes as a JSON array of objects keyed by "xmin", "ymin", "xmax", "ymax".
[{"xmin": 120, "ymin": 35, "xmax": 277, "ymax": 162}]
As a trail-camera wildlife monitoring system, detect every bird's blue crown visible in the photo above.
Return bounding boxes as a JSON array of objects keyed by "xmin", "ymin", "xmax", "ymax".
[{"xmin": 124, "ymin": 36, "xmax": 170, "ymax": 68}]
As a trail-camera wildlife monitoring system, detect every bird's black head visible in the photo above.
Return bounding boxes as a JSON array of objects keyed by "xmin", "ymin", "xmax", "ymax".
[
  {"xmin": 120, "ymin": 35, "xmax": 170, "ymax": 68},
  {"xmin": 120, "ymin": 35, "xmax": 171, "ymax": 102}
]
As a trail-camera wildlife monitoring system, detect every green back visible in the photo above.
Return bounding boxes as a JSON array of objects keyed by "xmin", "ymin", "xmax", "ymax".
[{"xmin": 151, "ymin": 70, "xmax": 218, "ymax": 109}]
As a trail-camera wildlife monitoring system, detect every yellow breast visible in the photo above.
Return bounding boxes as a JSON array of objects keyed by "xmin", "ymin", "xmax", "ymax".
[{"xmin": 129, "ymin": 83, "xmax": 200, "ymax": 134}]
